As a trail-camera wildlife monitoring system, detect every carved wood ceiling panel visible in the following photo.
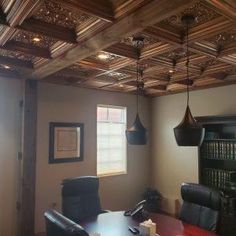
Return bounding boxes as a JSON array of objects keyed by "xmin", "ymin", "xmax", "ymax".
[
  {"xmin": 0, "ymin": 0, "xmax": 235, "ymax": 96},
  {"xmin": 31, "ymin": 0, "xmax": 93, "ymax": 29},
  {"xmin": 12, "ymin": 30, "xmax": 57, "ymax": 48},
  {"xmin": 163, "ymin": 1, "xmax": 221, "ymax": 29},
  {"xmin": 0, "ymin": 48, "xmax": 35, "ymax": 61}
]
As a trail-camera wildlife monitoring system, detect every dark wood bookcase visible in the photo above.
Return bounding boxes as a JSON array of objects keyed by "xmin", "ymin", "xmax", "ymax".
[{"xmin": 196, "ymin": 116, "xmax": 236, "ymax": 235}]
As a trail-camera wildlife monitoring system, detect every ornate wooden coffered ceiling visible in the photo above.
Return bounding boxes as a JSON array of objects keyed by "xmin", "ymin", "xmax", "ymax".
[{"xmin": 0, "ymin": 0, "xmax": 235, "ymax": 97}]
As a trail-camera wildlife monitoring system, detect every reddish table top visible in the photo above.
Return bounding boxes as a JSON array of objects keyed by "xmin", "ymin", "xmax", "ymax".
[{"xmin": 80, "ymin": 211, "xmax": 217, "ymax": 236}]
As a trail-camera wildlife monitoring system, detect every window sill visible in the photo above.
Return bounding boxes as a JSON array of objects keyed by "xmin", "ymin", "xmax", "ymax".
[{"xmin": 97, "ymin": 171, "xmax": 127, "ymax": 178}]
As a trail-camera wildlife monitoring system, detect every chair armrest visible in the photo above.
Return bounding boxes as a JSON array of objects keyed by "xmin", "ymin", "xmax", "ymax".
[
  {"xmin": 100, "ymin": 209, "xmax": 111, "ymax": 213},
  {"xmin": 44, "ymin": 210, "xmax": 89, "ymax": 236}
]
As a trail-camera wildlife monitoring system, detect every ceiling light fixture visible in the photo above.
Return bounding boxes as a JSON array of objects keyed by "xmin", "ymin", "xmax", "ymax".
[
  {"xmin": 173, "ymin": 15, "xmax": 205, "ymax": 146},
  {"xmin": 97, "ymin": 52, "xmax": 109, "ymax": 60},
  {"xmin": 126, "ymin": 36, "xmax": 147, "ymax": 145},
  {"xmin": 4, "ymin": 65, "xmax": 10, "ymax": 69},
  {"xmin": 33, "ymin": 37, "xmax": 41, "ymax": 42}
]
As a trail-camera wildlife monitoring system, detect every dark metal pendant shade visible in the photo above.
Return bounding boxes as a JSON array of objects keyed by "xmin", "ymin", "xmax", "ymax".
[
  {"xmin": 126, "ymin": 114, "xmax": 147, "ymax": 145},
  {"xmin": 174, "ymin": 106, "xmax": 205, "ymax": 146}
]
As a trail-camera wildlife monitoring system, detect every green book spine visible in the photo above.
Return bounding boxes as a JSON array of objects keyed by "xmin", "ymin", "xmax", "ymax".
[
  {"xmin": 230, "ymin": 141, "xmax": 234, "ymax": 160},
  {"xmin": 219, "ymin": 142, "xmax": 223, "ymax": 159},
  {"xmin": 215, "ymin": 141, "xmax": 219, "ymax": 159},
  {"xmin": 223, "ymin": 141, "xmax": 226, "ymax": 160},
  {"xmin": 233, "ymin": 141, "xmax": 236, "ymax": 160}
]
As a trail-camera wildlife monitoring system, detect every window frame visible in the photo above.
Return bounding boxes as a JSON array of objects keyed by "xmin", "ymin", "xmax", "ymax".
[{"xmin": 96, "ymin": 104, "xmax": 127, "ymax": 177}]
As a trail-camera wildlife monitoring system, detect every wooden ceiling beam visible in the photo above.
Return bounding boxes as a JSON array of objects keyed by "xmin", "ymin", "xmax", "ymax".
[
  {"xmin": 76, "ymin": 18, "xmax": 108, "ymax": 43},
  {"xmin": 172, "ymin": 79, "xmax": 194, "ymax": 86},
  {"xmin": 220, "ymin": 42, "xmax": 236, "ymax": 56},
  {"xmin": 149, "ymin": 84, "xmax": 167, "ymax": 91},
  {"xmin": 32, "ymin": 0, "xmax": 197, "ymax": 79},
  {"xmin": 6, "ymin": 0, "xmax": 42, "ymax": 27},
  {"xmin": 0, "ymin": 26, "xmax": 16, "ymax": 45},
  {"xmin": 98, "ymin": 76, "xmax": 136, "ymax": 89},
  {"xmin": 113, "ymin": 0, "xmax": 153, "ymax": 20},
  {"xmin": 141, "ymin": 17, "xmax": 232, "ymax": 48},
  {"xmin": 105, "ymin": 43, "xmax": 138, "ymax": 60},
  {"xmin": 1, "ymin": 41, "xmax": 51, "ymax": 59},
  {"xmin": 0, "ymin": 0, "xmax": 42, "ymax": 46},
  {"xmin": 189, "ymin": 43, "xmax": 218, "ymax": 58},
  {"xmin": 125, "ymin": 79, "xmax": 166, "ymax": 92},
  {"xmin": 202, "ymin": 64, "xmax": 232, "ymax": 76},
  {"xmin": 100, "ymin": 20, "xmax": 230, "ymax": 78},
  {"xmin": 141, "ymin": 43, "xmax": 178, "ymax": 59},
  {"xmin": 148, "ymin": 79, "xmax": 236, "ymax": 97},
  {"xmin": 220, "ymin": 55, "xmax": 236, "ymax": 66},
  {"xmin": 50, "ymin": 0, "xmax": 114, "ymax": 22},
  {"xmin": 109, "ymin": 58, "xmax": 135, "ymax": 71},
  {"xmin": 189, "ymin": 17, "xmax": 233, "ymax": 42},
  {"xmin": 18, "ymin": 18, "xmax": 77, "ymax": 44},
  {"xmin": 189, "ymin": 42, "xmax": 236, "ymax": 66},
  {"xmin": 203, "ymin": 0, "xmax": 236, "ymax": 22},
  {"xmin": 143, "ymin": 26, "xmax": 182, "ymax": 45},
  {"xmin": 77, "ymin": 60, "xmax": 109, "ymax": 71}
]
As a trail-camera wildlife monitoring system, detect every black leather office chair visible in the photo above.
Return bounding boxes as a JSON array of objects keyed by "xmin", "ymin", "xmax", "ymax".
[
  {"xmin": 61, "ymin": 176, "xmax": 108, "ymax": 223},
  {"xmin": 44, "ymin": 209, "xmax": 89, "ymax": 236},
  {"xmin": 179, "ymin": 183, "xmax": 222, "ymax": 232}
]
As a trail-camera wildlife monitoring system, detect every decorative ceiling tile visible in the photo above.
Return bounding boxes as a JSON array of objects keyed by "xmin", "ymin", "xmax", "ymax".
[
  {"xmin": 0, "ymin": 49, "xmax": 35, "ymax": 61},
  {"xmin": 196, "ymin": 59, "xmax": 221, "ymax": 69},
  {"xmin": 12, "ymin": 30, "xmax": 57, "ymax": 48},
  {"xmin": 32, "ymin": 0, "xmax": 92, "ymax": 29},
  {"xmin": 122, "ymin": 34, "xmax": 159, "ymax": 48},
  {"xmin": 163, "ymin": 2, "xmax": 220, "ymax": 29},
  {"xmin": 68, "ymin": 64, "xmax": 96, "ymax": 74},
  {"xmin": 91, "ymin": 52, "xmax": 122, "ymax": 63},
  {"xmin": 84, "ymin": 79, "xmax": 110, "ymax": 87},
  {"xmin": 97, "ymin": 71, "xmax": 128, "ymax": 81},
  {"xmin": 54, "ymin": 64, "xmax": 99, "ymax": 79},
  {"xmin": 206, "ymin": 29, "xmax": 236, "ymax": 47},
  {"xmin": 160, "ymin": 48, "xmax": 195, "ymax": 60}
]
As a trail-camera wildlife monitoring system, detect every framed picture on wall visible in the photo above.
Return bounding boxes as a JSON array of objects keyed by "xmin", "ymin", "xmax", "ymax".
[{"xmin": 49, "ymin": 122, "xmax": 84, "ymax": 164}]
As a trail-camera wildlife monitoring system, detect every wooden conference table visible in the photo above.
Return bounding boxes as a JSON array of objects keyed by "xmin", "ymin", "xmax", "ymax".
[{"xmin": 80, "ymin": 211, "xmax": 217, "ymax": 236}]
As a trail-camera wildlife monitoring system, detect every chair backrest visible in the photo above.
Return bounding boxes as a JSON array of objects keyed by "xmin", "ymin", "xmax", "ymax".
[
  {"xmin": 44, "ymin": 210, "xmax": 89, "ymax": 236},
  {"xmin": 61, "ymin": 176, "xmax": 102, "ymax": 222},
  {"xmin": 179, "ymin": 183, "xmax": 221, "ymax": 232}
]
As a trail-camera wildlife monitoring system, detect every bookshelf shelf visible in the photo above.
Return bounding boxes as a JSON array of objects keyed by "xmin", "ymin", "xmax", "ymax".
[
  {"xmin": 196, "ymin": 115, "xmax": 236, "ymax": 221},
  {"xmin": 203, "ymin": 158, "xmax": 236, "ymax": 162}
]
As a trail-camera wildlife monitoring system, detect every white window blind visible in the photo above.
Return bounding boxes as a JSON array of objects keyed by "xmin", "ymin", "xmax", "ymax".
[{"xmin": 97, "ymin": 105, "xmax": 127, "ymax": 176}]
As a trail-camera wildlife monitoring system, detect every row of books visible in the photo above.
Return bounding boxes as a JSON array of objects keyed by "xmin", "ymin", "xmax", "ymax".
[
  {"xmin": 201, "ymin": 140, "xmax": 236, "ymax": 160},
  {"xmin": 203, "ymin": 168, "xmax": 236, "ymax": 189}
]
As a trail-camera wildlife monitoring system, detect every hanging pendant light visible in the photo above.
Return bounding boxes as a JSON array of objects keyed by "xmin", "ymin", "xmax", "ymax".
[
  {"xmin": 173, "ymin": 15, "xmax": 205, "ymax": 146},
  {"xmin": 126, "ymin": 37, "xmax": 147, "ymax": 145}
]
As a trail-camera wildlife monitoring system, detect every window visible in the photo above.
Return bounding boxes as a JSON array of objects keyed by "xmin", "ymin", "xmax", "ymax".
[{"xmin": 97, "ymin": 105, "xmax": 127, "ymax": 176}]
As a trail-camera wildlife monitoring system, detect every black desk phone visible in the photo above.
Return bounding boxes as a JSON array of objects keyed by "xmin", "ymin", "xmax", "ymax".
[{"xmin": 124, "ymin": 200, "xmax": 147, "ymax": 219}]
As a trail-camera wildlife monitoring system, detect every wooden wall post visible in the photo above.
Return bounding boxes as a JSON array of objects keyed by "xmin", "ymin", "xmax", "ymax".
[{"xmin": 20, "ymin": 79, "xmax": 37, "ymax": 236}]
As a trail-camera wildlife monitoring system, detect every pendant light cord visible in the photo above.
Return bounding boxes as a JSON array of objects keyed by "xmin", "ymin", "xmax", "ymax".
[
  {"xmin": 136, "ymin": 59, "xmax": 139, "ymax": 114},
  {"xmin": 186, "ymin": 23, "xmax": 190, "ymax": 107}
]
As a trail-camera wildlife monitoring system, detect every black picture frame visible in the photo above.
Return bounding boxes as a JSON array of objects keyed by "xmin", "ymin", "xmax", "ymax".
[{"xmin": 49, "ymin": 122, "xmax": 84, "ymax": 164}]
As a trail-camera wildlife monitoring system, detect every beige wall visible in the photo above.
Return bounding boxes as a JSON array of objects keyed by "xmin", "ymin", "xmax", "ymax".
[
  {"xmin": 35, "ymin": 83, "xmax": 151, "ymax": 234},
  {"xmin": 151, "ymin": 84, "xmax": 236, "ymax": 214},
  {"xmin": 0, "ymin": 78, "xmax": 22, "ymax": 236}
]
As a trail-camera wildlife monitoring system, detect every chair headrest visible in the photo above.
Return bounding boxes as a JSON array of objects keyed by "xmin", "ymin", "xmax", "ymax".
[
  {"xmin": 181, "ymin": 183, "xmax": 221, "ymax": 211},
  {"xmin": 61, "ymin": 176, "xmax": 99, "ymax": 197},
  {"xmin": 44, "ymin": 210, "xmax": 89, "ymax": 236}
]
